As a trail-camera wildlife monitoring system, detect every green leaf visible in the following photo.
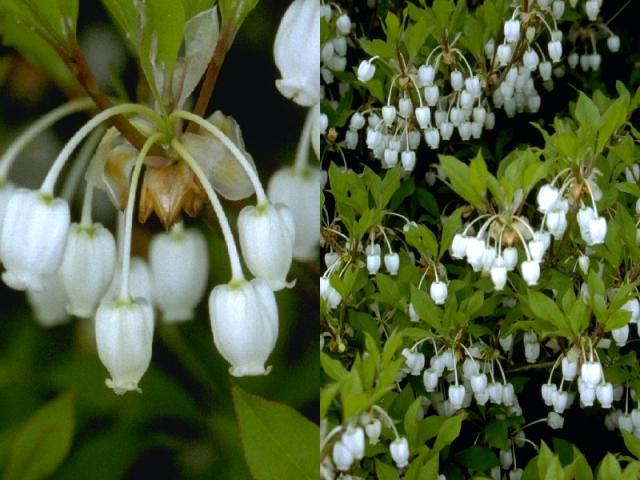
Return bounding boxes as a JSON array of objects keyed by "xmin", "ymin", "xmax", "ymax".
[
  {"xmin": 219, "ymin": 0, "xmax": 260, "ymax": 31},
  {"xmin": 485, "ymin": 418, "xmax": 508, "ymax": 450},
  {"xmin": 321, "ymin": 352, "xmax": 349, "ymax": 381},
  {"xmin": 232, "ymin": 385, "xmax": 318, "ymax": 480},
  {"xmin": 141, "ymin": 0, "xmax": 186, "ymax": 99},
  {"xmin": 622, "ymin": 430, "xmax": 640, "ymax": 460},
  {"xmin": 439, "ymin": 155, "xmax": 486, "ymax": 211},
  {"xmin": 405, "ymin": 224, "xmax": 438, "ymax": 259},
  {"xmin": 4, "ymin": 391, "xmax": 75, "ymax": 480},
  {"xmin": 440, "ymin": 207, "xmax": 463, "ymax": 259},
  {"xmin": 453, "ymin": 446, "xmax": 500, "ymax": 473},
  {"xmin": 0, "ymin": 13, "xmax": 76, "ymax": 89},
  {"xmin": 597, "ymin": 453, "xmax": 622, "ymax": 480},
  {"xmin": 376, "ymin": 459, "xmax": 401, "ymax": 480},
  {"xmin": 430, "ymin": 414, "xmax": 463, "ymax": 457},
  {"xmin": 526, "ymin": 290, "xmax": 571, "ymax": 336}
]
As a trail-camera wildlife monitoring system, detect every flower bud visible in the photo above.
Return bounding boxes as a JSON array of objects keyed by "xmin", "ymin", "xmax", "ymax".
[
  {"xmin": 150, "ymin": 227, "xmax": 209, "ymax": 322},
  {"xmin": 267, "ymin": 166, "xmax": 321, "ymax": 261},
  {"xmin": 430, "ymin": 281, "xmax": 448, "ymax": 305},
  {"xmin": 238, "ymin": 203, "xmax": 294, "ymax": 291},
  {"xmin": 390, "ymin": 437, "xmax": 409, "ymax": 468},
  {"xmin": 499, "ymin": 334, "xmax": 514, "ymax": 352},
  {"xmin": 60, "ymin": 223, "xmax": 116, "ymax": 318},
  {"xmin": 209, "ymin": 279, "xmax": 278, "ymax": 376},
  {"xmin": 95, "ymin": 297, "xmax": 154, "ymax": 394},
  {"xmin": 274, "ymin": 0, "xmax": 320, "ymax": 106},
  {"xmin": 500, "ymin": 448, "xmax": 513, "ymax": 469},
  {"xmin": 1, "ymin": 188, "xmax": 70, "ymax": 291}
]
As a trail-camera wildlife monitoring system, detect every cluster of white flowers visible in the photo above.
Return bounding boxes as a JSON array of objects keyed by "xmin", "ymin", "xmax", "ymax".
[
  {"xmin": 320, "ymin": 4, "xmax": 352, "ymax": 85},
  {"xmin": 0, "ymin": 0, "xmax": 323, "ymax": 395},
  {"xmin": 402, "ymin": 340, "xmax": 521, "ymax": 416},
  {"xmin": 323, "ymin": 0, "xmax": 622, "ymax": 161},
  {"xmin": 449, "ymin": 166, "xmax": 609, "ymax": 292},
  {"xmin": 321, "ymin": 409, "xmax": 409, "ymax": 479}
]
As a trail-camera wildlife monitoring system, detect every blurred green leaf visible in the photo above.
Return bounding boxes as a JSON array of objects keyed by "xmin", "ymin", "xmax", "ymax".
[
  {"xmin": 232, "ymin": 385, "xmax": 318, "ymax": 480},
  {"xmin": 4, "ymin": 391, "xmax": 75, "ymax": 480}
]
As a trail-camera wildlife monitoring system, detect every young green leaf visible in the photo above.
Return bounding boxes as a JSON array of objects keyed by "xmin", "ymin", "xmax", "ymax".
[
  {"xmin": 4, "ymin": 391, "xmax": 75, "ymax": 480},
  {"xmin": 232, "ymin": 385, "xmax": 318, "ymax": 480}
]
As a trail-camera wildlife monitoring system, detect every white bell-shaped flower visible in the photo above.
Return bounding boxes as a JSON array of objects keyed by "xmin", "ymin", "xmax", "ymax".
[
  {"xmin": 273, "ymin": 0, "xmax": 320, "ymax": 106},
  {"xmin": 95, "ymin": 297, "xmax": 154, "ymax": 395},
  {"xmin": 150, "ymin": 227, "xmax": 209, "ymax": 322},
  {"xmin": 0, "ymin": 182, "xmax": 16, "ymax": 247},
  {"xmin": 390, "ymin": 437, "xmax": 409, "ymax": 468},
  {"xmin": 238, "ymin": 203, "xmax": 294, "ymax": 291},
  {"xmin": 209, "ymin": 278, "xmax": 278, "ymax": 377},
  {"xmin": 26, "ymin": 271, "xmax": 70, "ymax": 327},
  {"xmin": 267, "ymin": 166, "xmax": 321, "ymax": 261},
  {"xmin": 332, "ymin": 440, "xmax": 354, "ymax": 471},
  {"xmin": 342, "ymin": 427, "xmax": 365, "ymax": 460},
  {"xmin": 430, "ymin": 281, "xmax": 448, "ymax": 304},
  {"xmin": 1, "ymin": 188, "xmax": 70, "ymax": 291},
  {"xmin": 60, "ymin": 223, "xmax": 116, "ymax": 318}
]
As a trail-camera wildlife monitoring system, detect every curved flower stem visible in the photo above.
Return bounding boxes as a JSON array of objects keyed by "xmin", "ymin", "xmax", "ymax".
[
  {"xmin": 41, "ymin": 103, "xmax": 160, "ymax": 195},
  {"xmin": 80, "ymin": 182, "xmax": 95, "ymax": 226},
  {"xmin": 172, "ymin": 139, "xmax": 245, "ymax": 283},
  {"xmin": 60, "ymin": 127, "xmax": 105, "ymax": 204},
  {"xmin": 372, "ymin": 405, "xmax": 400, "ymax": 439},
  {"xmin": 294, "ymin": 106, "xmax": 315, "ymax": 171},
  {"xmin": 120, "ymin": 132, "xmax": 164, "ymax": 299},
  {"xmin": 171, "ymin": 110, "xmax": 268, "ymax": 206},
  {"xmin": 0, "ymin": 97, "xmax": 95, "ymax": 179}
]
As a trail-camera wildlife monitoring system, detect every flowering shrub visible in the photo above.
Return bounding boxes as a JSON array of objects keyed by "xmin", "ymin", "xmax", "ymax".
[
  {"xmin": 321, "ymin": 1, "xmax": 640, "ymax": 479},
  {"xmin": 0, "ymin": 0, "xmax": 318, "ymax": 478}
]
